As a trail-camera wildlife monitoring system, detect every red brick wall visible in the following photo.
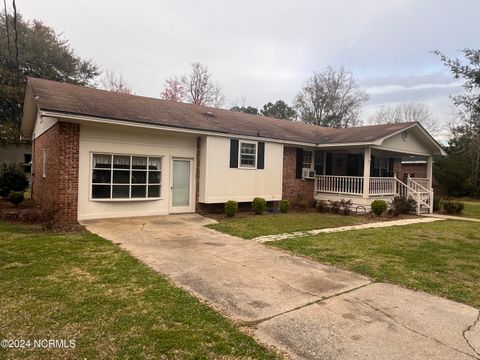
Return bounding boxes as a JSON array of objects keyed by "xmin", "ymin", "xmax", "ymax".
[
  {"xmin": 282, "ymin": 147, "xmax": 314, "ymax": 205},
  {"xmin": 393, "ymin": 159, "xmax": 427, "ymax": 182},
  {"xmin": 32, "ymin": 122, "xmax": 80, "ymax": 223}
]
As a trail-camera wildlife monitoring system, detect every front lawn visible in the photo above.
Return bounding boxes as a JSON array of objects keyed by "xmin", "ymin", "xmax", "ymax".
[
  {"xmin": 463, "ymin": 201, "xmax": 480, "ymax": 219},
  {"xmin": 269, "ymin": 220, "xmax": 480, "ymax": 308},
  {"xmin": 0, "ymin": 222, "xmax": 279, "ymax": 359},
  {"xmin": 207, "ymin": 212, "xmax": 367, "ymax": 239}
]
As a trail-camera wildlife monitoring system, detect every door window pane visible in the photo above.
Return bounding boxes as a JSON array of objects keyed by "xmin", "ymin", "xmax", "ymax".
[{"xmin": 172, "ymin": 160, "xmax": 190, "ymax": 206}]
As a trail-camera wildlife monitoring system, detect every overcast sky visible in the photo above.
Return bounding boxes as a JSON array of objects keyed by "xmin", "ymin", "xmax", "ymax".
[{"xmin": 15, "ymin": 0, "xmax": 480, "ymax": 135}]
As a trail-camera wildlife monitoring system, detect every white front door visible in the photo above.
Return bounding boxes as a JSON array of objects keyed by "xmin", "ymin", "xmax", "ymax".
[{"xmin": 170, "ymin": 158, "xmax": 193, "ymax": 213}]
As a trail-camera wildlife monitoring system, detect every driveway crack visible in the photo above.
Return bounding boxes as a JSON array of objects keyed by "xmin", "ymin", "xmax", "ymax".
[
  {"xmin": 249, "ymin": 282, "xmax": 372, "ymax": 326},
  {"xmin": 352, "ymin": 297, "xmax": 479, "ymax": 359},
  {"xmin": 463, "ymin": 310, "xmax": 480, "ymax": 357}
]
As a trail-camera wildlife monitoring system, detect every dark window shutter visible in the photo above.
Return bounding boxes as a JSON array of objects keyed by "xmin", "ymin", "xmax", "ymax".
[
  {"xmin": 230, "ymin": 139, "xmax": 239, "ymax": 168},
  {"xmin": 295, "ymin": 148, "xmax": 303, "ymax": 179},
  {"xmin": 257, "ymin": 142, "xmax": 265, "ymax": 169},
  {"xmin": 326, "ymin": 153, "xmax": 333, "ymax": 175},
  {"xmin": 388, "ymin": 157, "xmax": 395, "ymax": 177},
  {"xmin": 370, "ymin": 155, "xmax": 376, "ymax": 177}
]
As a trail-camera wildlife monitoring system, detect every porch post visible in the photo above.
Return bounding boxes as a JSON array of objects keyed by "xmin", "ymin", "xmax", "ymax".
[
  {"xmin": 363, "ymin": 147, "xmax": 371, "ymax": 199},
  {"xmin": 427, "ymin": 156, "xmax": 434, "ymax": 214},
  {"xmin": 427, "ymin": 156, "xmax": 433, "ymax": 190}
]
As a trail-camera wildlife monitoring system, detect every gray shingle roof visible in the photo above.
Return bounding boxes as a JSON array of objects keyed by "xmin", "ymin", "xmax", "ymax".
[{"xmin": 27, "ymin": 77, "xmax": 415, "ymax": 145}]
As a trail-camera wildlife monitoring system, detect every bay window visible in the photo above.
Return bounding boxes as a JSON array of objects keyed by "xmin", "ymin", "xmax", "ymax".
[{"xmin": 91, "ymin": 154, "xmax": 162, "ymax": 200}]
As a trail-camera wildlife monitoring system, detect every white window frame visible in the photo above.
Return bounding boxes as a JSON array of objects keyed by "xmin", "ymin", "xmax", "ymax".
[
  {"xmin": 238, "ymin": 140, "xmax": 257, "ymax": 169},
  {"xmin": 373, "ymin": 156, "xmax": 389, "ymax": 177},
  {"xmin": 90, "ymin": 152, "xmax": 163, "ymax": 201},
  {"xmin": 302, "ymin": 150, "xmax": 313, "ymax": 169}
]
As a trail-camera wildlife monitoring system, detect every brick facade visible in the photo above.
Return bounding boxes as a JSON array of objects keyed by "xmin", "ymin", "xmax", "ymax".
[
  {"xmin": 393, "ymin": 159, "xmax": 427, "ymax": 182},
  {"xmin": 32, "ymin": 122, "xmax": 80, "ymax": 223},
  {"xmin": 282, "ymin": 147, "xmax": 314, "ymax": 205}
]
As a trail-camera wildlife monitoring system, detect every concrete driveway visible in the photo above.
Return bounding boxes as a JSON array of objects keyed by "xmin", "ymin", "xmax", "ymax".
[{"xmin": 83, "ymin": 214, "xmax": 480, "ymax": 360}]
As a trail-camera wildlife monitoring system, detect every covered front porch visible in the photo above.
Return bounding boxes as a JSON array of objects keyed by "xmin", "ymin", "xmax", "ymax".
[{"xmin": 305, "ymin": 147, "xmax": 434, "ymax": 213}]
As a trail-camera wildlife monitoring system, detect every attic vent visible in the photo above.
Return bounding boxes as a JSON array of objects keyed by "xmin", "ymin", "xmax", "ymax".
[
  {"xmin": 401, "ymin": 130, "xmax": 409, "ymax": 141},
  {"xmin": 203, "ymin": 111, "xmax": 216, "ymax": 117}
]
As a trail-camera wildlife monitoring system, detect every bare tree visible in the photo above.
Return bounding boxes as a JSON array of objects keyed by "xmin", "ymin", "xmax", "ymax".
[
  {"xmin": 181, "ymin": 62, "xmax": 224, "ymax": 106},
  {"xmin": 370, "ymin": 102, "xmax": 439, "ymax": 135},
  {"xmin": 295, "ymin": 66, "xmax": 368, "ymax": 128},
  {"xmin": 210, "ymin": 82, "xmax": 226, "ymax": 108},
  {"xmin": 160, "ymin": 77, "xmax": 184, "ymax": 102},
  {"xmin": 101, "ymin": 70, "xmax": 132, "ymax": 94}
]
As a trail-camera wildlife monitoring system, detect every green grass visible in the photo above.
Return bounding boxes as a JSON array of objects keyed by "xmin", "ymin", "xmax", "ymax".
[
  {"xmin": 0, "ymin": 222, "xmax": 279, "ymax": 360},
  {"xmin": 269, "ymin": 220, "xmax": 480, "ymax": 309},
  {"xmin": 207, "ymin": 212, "xmax": 367, "ymax": 239},
  {"xmin": 463, "ymin": 201, "xmax": 480, "ymax": 219}
]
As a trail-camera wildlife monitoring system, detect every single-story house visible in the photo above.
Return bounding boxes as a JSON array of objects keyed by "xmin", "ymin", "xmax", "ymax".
[{"xmin": 20, "ymin": 77, "xmax": 446, "ymax": 222}]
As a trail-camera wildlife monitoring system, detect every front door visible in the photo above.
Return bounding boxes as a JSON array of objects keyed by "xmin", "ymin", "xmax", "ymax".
[{"xmin": 171, "ymin": 159, "xmax": 192, "ymax": 213}]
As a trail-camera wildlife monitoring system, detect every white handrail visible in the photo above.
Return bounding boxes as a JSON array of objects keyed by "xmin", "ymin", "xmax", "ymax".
[{"xmin": 315, "ymin": 175, "xmax": 364, "ymax": 195}]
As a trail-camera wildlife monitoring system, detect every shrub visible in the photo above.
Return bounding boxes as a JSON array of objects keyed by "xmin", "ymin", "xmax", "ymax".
[
  {"xmin": 433, "ymin": 197, "xmax": 443, "ymax": 212},
  {"xmin": 7, "ymin": 191, "xmax": 25, "ymax": 206},
  {"xmin": 391, "ymin": 195, "xmax": 416, "ymax": 215},
  {"xmin": 339, "ymin": 198, "xmax": 353, "ymax": 215},
  {"xmin": 252, "ymin": 197, "xmax": 266, "ymax": 215},
  {"xmin": 316, "ymin": 200, "xmax": 329, "ymax": 212},
  {"xmin": 18, "ymin": 208, "xmax": 42, "ymax": 223},
  {"xmin": 442, "ymin": 200, "xmax": 464, "ymax": 215},
  {"xmin": 296, "ymin": 193, "xmax": 308, "ymax": 211},
  {"xmin": 279, "ymin": 200, "xmax": 289, "ymax": 213},
  {"xmin": 371, "ymin": 200, "xmax": 388, "ymax": 216},
  {"xmin": 225, "ymin": 200, "xmax": 238, "ymax": 217},
  {"xmin": 329, "ymin": 200, "xmax": 341, "ymax": 214},
  {"xmin": 0, "ymin": 164, "xmax": 29, "ymax": 198}
]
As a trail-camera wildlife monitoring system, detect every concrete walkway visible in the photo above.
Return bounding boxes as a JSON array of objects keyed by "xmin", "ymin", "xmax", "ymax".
[
  {"xmin": 254, "ymin": 217, "xmax": 444, "ymax": 243},
  {"xmin": 423, "ymin": 213, "xmax": 480, "ymax": 223},
  {"xmin": 82, "ymin": 215, "xmax": 480, "ymax": 360}
]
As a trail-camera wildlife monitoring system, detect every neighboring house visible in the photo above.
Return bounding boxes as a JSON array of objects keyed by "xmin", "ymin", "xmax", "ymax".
[
  {"xmin": 20, "ymin": 78, "xmax": 446, "ymax": 223},
  {"xmin": 0, "ymin": 141, "xmax": 32, "ymax": 183}
]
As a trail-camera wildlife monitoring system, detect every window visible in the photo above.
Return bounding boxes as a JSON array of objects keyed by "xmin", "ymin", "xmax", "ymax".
[
  {"xmin": 239, "ymin": 141, "xmax": 256, "ymax": 168},
  {"xmin": 302, "ymin": 150, "xmax": 313, "ymax": 169},
  {"xmin": 24, "ymin": 154, "xmax": 32, "ymax": 174},
  {"xmin": 314, "ymin": 151, "xmax": 324, "ymax": 175},
  {"xmin": 373, "ymin": 156, "xmax": 389, "ymax": 177},
  {"xmin": 91, "ymin": 154, "xmax": 162, "ymax": 200}
]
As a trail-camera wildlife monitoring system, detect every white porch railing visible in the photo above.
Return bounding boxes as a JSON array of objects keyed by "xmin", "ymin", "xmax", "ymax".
[
  {"xmin": 369, "ymin": 177, "xmax": 396, "ymax": 196},
  {"xmin": 315, "ymin": 175, "xmax": 434, "ymax": 214},
  {"xmin": 409, "ymin": 177, "xmax": 430, "ymax": 190},
  {"xmin": 315, "ymin": 175, "xmax": 364, "ymax": 195}
]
